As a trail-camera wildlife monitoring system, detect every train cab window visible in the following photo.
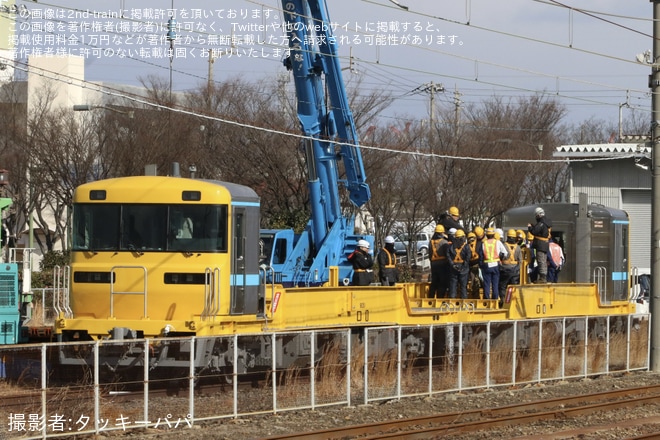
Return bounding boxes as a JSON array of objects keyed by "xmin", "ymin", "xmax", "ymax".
[
  {"xmin": 72, "ymin": 204, "xmax": 121, "ymax": 251},
  {"xmin": 121, "ymin": 205, "xmax": 167, "ymax": 251},
  {"xmin": 167, "ymin": 204, "xmax": 228, "ymax": 253},
  {"xmin": 73, "ymin": 203, "xmax": 227, "ymax": 253}
]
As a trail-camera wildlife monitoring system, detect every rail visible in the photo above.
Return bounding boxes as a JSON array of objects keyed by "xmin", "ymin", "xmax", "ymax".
[
  {"xmin": 110, "ymin": 265, "xmax": 148, "ymax": 318},
  {"xmin": 263, "ymin": 385, "xmax": 660, "ymax": 439}
]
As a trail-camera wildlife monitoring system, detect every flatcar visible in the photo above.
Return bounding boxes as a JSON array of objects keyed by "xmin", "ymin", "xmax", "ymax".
[{"xmin": 49, "ymin": 175, "xmax": 639, "ymax": 373}]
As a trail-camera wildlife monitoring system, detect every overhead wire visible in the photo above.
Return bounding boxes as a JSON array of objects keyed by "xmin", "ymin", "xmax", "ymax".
[
  {"xmin": 8, "ymin": 0, "xmax": 650, "ymax": 122},
  {"xmin": 4, "ymin": 1, "xmax": 652, "ymax": 145},
  {"xmin": 306, "ymin": 0, "xmax": 650, "ymax": 121},
  {"xmin": 3, "ymin": 54, "xmax": 638, "ymax": 166},
  {"xmin": 13, "ymin": 0, "xmax": 646, "ymax": 117},
  {"xmin": 541, "ymin": 0, "xmax": 653, "ymax": 37}
]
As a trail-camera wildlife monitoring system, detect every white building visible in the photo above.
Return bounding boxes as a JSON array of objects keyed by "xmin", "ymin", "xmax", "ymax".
[{"xmin": 555, "ymin": 137, "xmax": 651, "ymax": 274}]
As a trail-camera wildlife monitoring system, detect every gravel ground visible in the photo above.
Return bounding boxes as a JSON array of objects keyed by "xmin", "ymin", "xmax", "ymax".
[{"xmin": 106, "ymin": 371, "xmax": 660, "ymax": 439}]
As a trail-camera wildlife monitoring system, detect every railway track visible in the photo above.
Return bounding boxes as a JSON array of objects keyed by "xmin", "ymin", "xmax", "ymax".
[
  {"xmin": 263, "ymin": 384, "xmax": 660, "ymax": 439},
  {"xmin": 3, "ymin": 376, "xmax": 660, "ymax": 439}
]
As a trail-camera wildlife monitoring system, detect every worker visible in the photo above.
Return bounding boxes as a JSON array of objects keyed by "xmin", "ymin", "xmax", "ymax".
[
  {"xmin": 472, "ymin": 226, "xmax": 487, "ymax": 297},
  {"xmin": 348, "ymin": 239, "xmax": 374, "ymax": 286},
  {"xmin": 447, "ymin": 229, "xmax": 471, "ymax": 299},
  {"xmin": 547, "ymin": 237, "xmax": 565, "ymax": 283},
  {"xmin": 526, "ymin": 231, "xmax": 537, "ymax": 283},
  {"xmin": 474, "ymin": 226, "xmax": 485, "ymax": 242},
  {"xmin": 439, "ymin": 206, "xmax": 464, "ymax": 232},
  {"xmin": 527, "ymin": 207, "xmax": 552, "ymax": 283},
  {"xmin": 516, "ymin": 229, "xmax": 531, "ymax": 284},
  {"xmin": 377, "ymin": 236, "xmax": 399, "ymax": 286},
  {"xmin": 428, "ymin": 224, "xmax": 450, "ymax": 299},
  {"xmin": 478, "ymin": 227, "xmax": 509, "ymax": 300},
  {"xmin": 467, "ymin": 231, "xmax": 481, "ymax": 299},
  {"xmin": 499, "ymin": 229, "xmax": 522, "ymax": 301}
]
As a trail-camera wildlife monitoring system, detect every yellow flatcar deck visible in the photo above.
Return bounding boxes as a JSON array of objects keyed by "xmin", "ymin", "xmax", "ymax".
[{"xmin": 56, "ymin": 280, "xmax": 634, "ymax": 340}]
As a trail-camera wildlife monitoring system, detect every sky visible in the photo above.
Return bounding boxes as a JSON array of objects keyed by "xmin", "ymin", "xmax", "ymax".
[{"xmin": 5, "ymin": 0, "xmax": 654, "ymax": 130}]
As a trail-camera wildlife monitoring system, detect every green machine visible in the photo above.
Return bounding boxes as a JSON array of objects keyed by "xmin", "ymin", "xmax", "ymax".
[{"xmin": 0, "ymin": 198, "xmax": 21, "ymax": 344}]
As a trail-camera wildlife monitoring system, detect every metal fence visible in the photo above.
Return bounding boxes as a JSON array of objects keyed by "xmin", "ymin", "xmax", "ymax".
[{"xmin": 0, "ymin": 313, "xmax": 650, "ymax": 439}]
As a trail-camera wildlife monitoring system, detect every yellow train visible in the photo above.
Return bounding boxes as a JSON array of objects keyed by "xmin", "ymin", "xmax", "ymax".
[{"xmin": 54, "ymin": 175, "xmax": 636, "ymax": 372}]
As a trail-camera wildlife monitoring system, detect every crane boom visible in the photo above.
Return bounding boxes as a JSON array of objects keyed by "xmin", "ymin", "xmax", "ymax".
[
  {"xmin": 259, "ymin": 0, "xmax": 373, "ymax": 287},
  {"xmin": 282, "ymin": 0, "xmax": 370, "ymax": 234}
]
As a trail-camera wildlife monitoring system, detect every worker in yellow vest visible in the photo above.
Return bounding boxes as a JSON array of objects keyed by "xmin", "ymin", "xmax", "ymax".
[
  {"xmin": 428, "ymin": 224, "xmax": 450, "ymax": 299},
  {"xmin": 467, "ymin": 231, "xmax": 481, "ymax": 298},
  {"xmin": 377, "ymin": 236, "xmax": 400, "ymax": 286},
  {"xmin": 478, "ymin": 227, "xmax": 509, "ymax": 300},
  {"xmin": 499, "ymin": 229, "xmax": 522, "ymax": 300},
  {"xmin": 447, "ymin": 229, "xmax": 471, "ymax": 299}
]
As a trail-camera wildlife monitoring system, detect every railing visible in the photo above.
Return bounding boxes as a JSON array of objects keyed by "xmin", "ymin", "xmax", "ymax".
[
  {"xmin": 110, "ymin": 266, "xmax": 147, "ymax": 318},
  {"xmin": 21, "ymin": 288, "xmax": 56, "ymax": 326},
  {"xmin": 0, "ymin": 313, "xmax": 650, "ymax": 439},
  {"xmin": 396, "ymin": 252, "xmax": 430, "ymax": 271},
  {"xmin": 593, "ymin": 266, "xmax": 608, "ymax": 304},
  {"xmin": 259, "ymin": 265, "xmax": 276, "ymax": 321},
  {"xmin": 201, "ymin": 267, "xmax": 221, "ymax": 320},
  {"xmin": 52, "ymin": 266, "xmax": 72, "ymax": 319}
]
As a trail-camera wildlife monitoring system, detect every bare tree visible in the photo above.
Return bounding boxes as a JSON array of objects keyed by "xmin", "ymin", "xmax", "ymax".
[
  {"xmin": 0, "ymin": 82, "xmax": 28, "ymax": 247},
  {"xmin": 451, "ymin": 94, "xmax": 568, "ymax": 226}
]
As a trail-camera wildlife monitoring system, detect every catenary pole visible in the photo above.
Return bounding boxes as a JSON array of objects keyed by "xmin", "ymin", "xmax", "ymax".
[{"xmin": 651, "ymin": 0, "xmax": 660, "ymax": 372}]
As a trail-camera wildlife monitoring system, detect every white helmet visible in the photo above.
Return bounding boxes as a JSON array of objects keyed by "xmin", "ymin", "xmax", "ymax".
[
  {"xmin": 384, "ymin": 236, "xmax": 395, "ymax": 244},
  {"xmin": 535, "ymin": 207, "xmax": 545, "ymax": 217},
  {"xmin": 358, "ymin": 239, "xmax": 370, "ymax": 249},
  {"xmin": 448, "ymin": 228, "xmax": 457, "ymax": 236}
]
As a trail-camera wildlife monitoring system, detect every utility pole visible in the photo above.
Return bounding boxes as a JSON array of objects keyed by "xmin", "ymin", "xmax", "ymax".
[
  {"xmin": 166, "ymin": 13, "xmax": 177, "ymax": 103},
  {"xmin": 207, "ymin": 49, "xmax": 216, "ymax": 93},
  {"xmin": 453, "ymin": 86, "xmax": 462, "ymax": 137},
  {"xmin": 420, "ymin": 81, "xmax": 444, "ymax": 150},
  {"xmin": 651, "ymin": 0, "xmax": 660, "ymax": 373}
]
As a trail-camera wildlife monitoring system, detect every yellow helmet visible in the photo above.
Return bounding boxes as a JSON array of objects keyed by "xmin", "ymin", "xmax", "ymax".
[
  {"xmin": 473, "ymin": 226, "xmax": 484, "ymax": 238},
  {"xmin": 527, "ymin": 231, "xmax": 534, "ymax": 241},
  {"xmin": 449, "ymin": 206, "xmax": 460, "ymax": 216},
  {"xmin": 467, "ymin": 232, "xmax": 476, "ymax": 240},
  {"xmin": 507, "ymin": 229, "xmax": 517, "ymax": 238},
  {"xmin": 516, "ymin": 229, "xmax": 525, "ymax": 239},
  {"xmin": 494, "ymin": 232, "xmax": 501, "ymax": 241},
  {"xmin": 486, "ymin": 227, "xmax": 495, "ymax": 236},
  {"xmin": 435, "ymin": 224, "xmax": 445, "ymax": 233},
  {"xmin": 455, "ymin": 229, "xmax": 466, "ymax": 238}
]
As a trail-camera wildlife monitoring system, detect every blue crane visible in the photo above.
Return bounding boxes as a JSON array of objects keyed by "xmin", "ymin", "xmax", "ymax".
[{"xmin": 260, "ymin": 0, "xmax": 373, "ymax": 286}]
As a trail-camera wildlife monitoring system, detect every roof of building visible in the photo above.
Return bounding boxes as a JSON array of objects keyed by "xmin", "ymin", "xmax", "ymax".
[{"xmin": 555, "ymin": 138, "xmax": 650, "ymax": 158}]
